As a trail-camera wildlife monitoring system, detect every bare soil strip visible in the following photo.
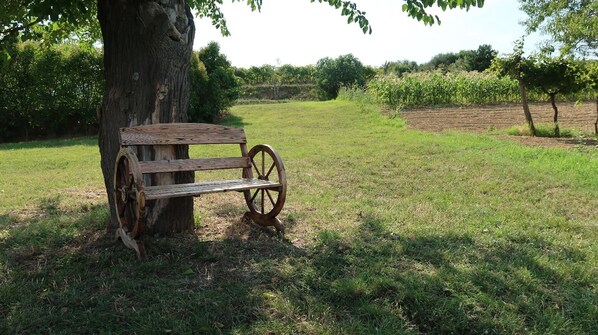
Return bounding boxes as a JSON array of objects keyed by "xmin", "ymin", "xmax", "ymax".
[{"xmin": 399, "ymin": 101, "xmax": 597, "ymax": 148}]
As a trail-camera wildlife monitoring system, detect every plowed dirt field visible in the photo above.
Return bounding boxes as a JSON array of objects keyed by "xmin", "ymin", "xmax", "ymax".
[{"xmin": 399, "ymin": 101, "xmax": 598, "ymax": 148}]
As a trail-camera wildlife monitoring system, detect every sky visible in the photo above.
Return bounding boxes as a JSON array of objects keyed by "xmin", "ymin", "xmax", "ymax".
[{"xmin": 192, "ymin": 0, "xmax": 542, "ymax": 68}]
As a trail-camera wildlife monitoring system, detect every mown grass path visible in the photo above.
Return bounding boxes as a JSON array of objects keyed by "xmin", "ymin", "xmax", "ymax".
[{"xmin": 1, "ymin": 101, "xmax": 596, "ymax": 334}]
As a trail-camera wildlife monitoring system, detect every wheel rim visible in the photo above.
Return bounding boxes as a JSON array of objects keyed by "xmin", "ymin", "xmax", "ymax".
[
  {"xmin": 244, "ymin": 145, "xmax": 286, "ymax": 218},
  {"xmin": 114, "ymin": 154, "xmax": 142, "ymax": 238}
]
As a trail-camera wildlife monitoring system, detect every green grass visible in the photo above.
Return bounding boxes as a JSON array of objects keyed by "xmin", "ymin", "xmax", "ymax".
[
  {"xmin": 506, "ymin": 123, "xmax": 577, "ymax": 138},
  {"xmin": 1, "ymin": 100, "xmax": 597, "ymax": 334}
]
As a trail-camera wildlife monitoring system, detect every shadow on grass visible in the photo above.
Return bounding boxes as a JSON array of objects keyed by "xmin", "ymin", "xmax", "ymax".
[
  {"xmin": 276, "ymin": 215, "xmax": 595, "ymax": 334},
  {"xmin": 0, "ymin": 197, "xmax": 303, "ymax": 334},
  {"xmin": 0, "ymin": 137, "xmax": 97, "ymax": 150},
  {"xmin": 1, "ymin": 201, "xmax": 595, "ymax": 334},
  {"xmin": 219, "ymin": 113, "xmax": 249, "ymax": 128}
]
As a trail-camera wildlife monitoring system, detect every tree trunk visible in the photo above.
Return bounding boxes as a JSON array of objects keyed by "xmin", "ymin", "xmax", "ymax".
[
  {"xmin": 549, "ymin": 93, "xmax": 560, "ymax": 137},
  {"xmin": 97, "ymin": 0, "xmax": 195, "ymax": 235},
  {"xmin": 518, "ymin": 78, "xmax": 536, "ymax": 136},
  {"xmin": 594, "ymin": 95, "xmax": 597, "ymax": 135}
]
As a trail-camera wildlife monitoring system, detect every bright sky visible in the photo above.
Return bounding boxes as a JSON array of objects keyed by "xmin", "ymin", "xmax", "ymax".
[{"xmin": 193, "ymin": 0, "xmax": 542, "ymax": 68}]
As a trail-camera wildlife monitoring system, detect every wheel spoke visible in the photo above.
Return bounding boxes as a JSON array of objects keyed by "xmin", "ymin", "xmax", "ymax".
[
  {"xmin": 250, "ymin": 189, "xmax": 259, "ymax": 203},
  {"xmin": 251, "ymin": 158, "xmax": 261, "ymax": 177},
  {"xmin": 117, "ymin": 163, "xmax": 127, "ymax": 187},
  {"xmin": 128, "ymin": 198, "xmax": 138, "ymax": 227},
  {"xmin": 266, "ymin": 189, "xmax": 276, "ymax": 207},
  {"xmin": 261, "ymin": 189, "xmax": 265, "ymax": 213},
  {"xmin": 261, "ymin": 150, "xmax": 265, "ymax": 175},
  {"xmin": 123, "ymin": 158, "xmax": 130, "ymax": 178},
  {"xmin": 265, "ymin": 162, "xmax": 275, "ymax": 178}
]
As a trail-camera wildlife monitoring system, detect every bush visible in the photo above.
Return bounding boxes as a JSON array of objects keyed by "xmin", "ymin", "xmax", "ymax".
[
  {"xmin": 188, "ymin": 42, "xmax": 240, "ymax": 123},
  {"xmin": 0, "ymin": 42, "xmax": 103, "ymax": 142},
  {"xmin": 315, "ymin": 54, "xmax": 368, "ymax": 100}
]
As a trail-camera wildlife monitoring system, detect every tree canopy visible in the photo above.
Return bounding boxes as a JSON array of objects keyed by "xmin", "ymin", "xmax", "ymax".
[
  {"xmin": 519, "ymin": 0, "xmax": 598, "ymax": 57},
  {"xmin": 316, "ymin": 54, "xmax": 368, "ymax": 100},
  {"xmin": 1, "ymin": 0, "xmax": 485, "ymax": 51}
]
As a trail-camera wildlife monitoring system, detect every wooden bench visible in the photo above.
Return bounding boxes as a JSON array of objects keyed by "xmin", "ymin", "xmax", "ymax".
[{"xmin": 113, "ymin": 123, "xmax": 287, "ymax": 258}]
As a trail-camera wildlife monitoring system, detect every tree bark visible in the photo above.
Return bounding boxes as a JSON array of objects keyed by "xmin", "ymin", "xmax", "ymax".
[
  {"xmin": 549, "ymin": 93, "xmax": 560, "ymax": 137},
  {"xmin": 97, "ymin": 0, "xmax": 195, "ymax": 235},
  {"xmin": 518, "ymin": 78, "xmax": 536, "ymax": 136},
  {"xmin": 594, "ymin": 96, "xmax": 597, "ymax": 135}
]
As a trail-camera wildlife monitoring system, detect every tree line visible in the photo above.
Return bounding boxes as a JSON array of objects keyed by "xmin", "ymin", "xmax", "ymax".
[
  {"xmin": 2, "ymin": 40, "xmax": 596, "ymax": 142},
  {"xmin": 234, "ymin": 44, "xmax": 499, "ymax": 101}
]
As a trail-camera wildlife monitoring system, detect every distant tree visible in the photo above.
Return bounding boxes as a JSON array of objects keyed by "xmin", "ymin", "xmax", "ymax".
[
  {"xmin": 526, "ymin": 56, "xmax": 581, "ymax": 137},
  {"xmin": 277, "ymin": 64, "xmax": 316, "ymax": 84},
  {"xmin": 316, "ymin": 54, "xmax": 367, "ymax": 100},
  {"xmin": 490, "ymin": 40, "xmax": 536, "ymax": 136},
  {"xmin": 189, "ymin": 42, "xmax": 239, "ymax": 123},
  {"xmin": 240, "ymin": 65, "xmax": 276, "ymax": 85},
  {"xmin": 580, "ymin": 61, "xmax": 598, "ymax": 133},
  {"xmin": 363, "ymin": 65, "xmax": 378, "ymax": 82},
  {"xmin": 519, "ymin": 0, "xmax": 597, "ymax": 57},
  {"xmin": 463, "ymin": 44, "xmax": 497, "ymax": 72},
  {"xmin": 424, "ymin": 45, "xmax": 497, "ymax": 72},
  {"xmin": 422, "ymin": 52, "xmax": 458, "ymax": 71},
  {"xmin": 382, "ymin": 60, "xmax": 419, "ymax": 77}
]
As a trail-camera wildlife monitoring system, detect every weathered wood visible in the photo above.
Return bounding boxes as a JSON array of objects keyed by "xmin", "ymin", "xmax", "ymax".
[
  {"xmin": 120, "ymin": 123, "xmax": 247, "ymax": 145},
  {"xmin": 114, "ymin": 123, "xmax": 287, "ymax": 259},
  {"xmin": 144, "ymin": 179, "xmax": 282, "ymax": 200},
  {"xmin": 114, "ymin": 147, "xmax": 146, "ymax": 239},
  {"xmin": 116, "ymin": 228, "xmax": 145, "ymax": 260},
  {"xmin": 243, "ymin": 144, "xmax": 287, "ymax": 221},
  {"xmin": 98, "ymin": 0, "xmax": 196, "ymax": 234},
  {"xmin": 240, "ymin": 143, "xmax": 251, "ymax": 179},
  {"xmin": 139, "ymin": 157, "xmax": 250, "ymax": 174}
]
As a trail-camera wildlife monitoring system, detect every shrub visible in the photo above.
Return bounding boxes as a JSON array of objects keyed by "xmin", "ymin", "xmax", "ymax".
[
  {"xmin": 0, "ymin": 42, "xmax": 102, "ymax": 142},
  {"xmin": 188, "ymin": 42, "xmax": 240, "ymax": 123},
  {"xmin": 315, "ymin": 54, "xmax": 368, "ymax": 100}
]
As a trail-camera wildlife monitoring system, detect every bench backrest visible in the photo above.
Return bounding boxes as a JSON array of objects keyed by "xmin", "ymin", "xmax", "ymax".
[
  {"xmin": 119, "ymin": 123, "xmax": 247, "ymax": 146},
  {"xmin": 119, "ymin": 123, "xmax": 251, "ymax": 175}
]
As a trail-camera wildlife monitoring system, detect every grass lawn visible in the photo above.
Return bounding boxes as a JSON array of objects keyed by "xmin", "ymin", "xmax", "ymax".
[{"xmin": 0, "ymin": 100, "xmax": 597, "ymax": 334}]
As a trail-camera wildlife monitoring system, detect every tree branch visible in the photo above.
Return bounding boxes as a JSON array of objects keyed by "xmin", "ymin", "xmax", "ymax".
[{"xmin": 0, "ymin": 18, "xmax": 43, "ymax": 45}]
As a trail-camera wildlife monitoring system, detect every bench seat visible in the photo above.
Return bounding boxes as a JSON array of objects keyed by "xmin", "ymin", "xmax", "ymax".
[{"xmin": 144, "ymin": 178, "xmax": 282, "ymax": 200}]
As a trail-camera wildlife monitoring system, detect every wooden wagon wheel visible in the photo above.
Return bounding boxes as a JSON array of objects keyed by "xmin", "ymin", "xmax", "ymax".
[
  {"xmin": 113, "ymin": 147, "xmax": 145, "ymax": 240},
  {"xmin": 243, "ymin": 144, "xmax": 287, "ymax": 232}
]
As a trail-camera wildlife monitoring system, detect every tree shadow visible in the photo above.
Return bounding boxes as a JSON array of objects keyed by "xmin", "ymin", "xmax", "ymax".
[
  {"xmin": 556, "ymin": 137, "xmax": 598, "ymax": 147},
  {"xmin": 1, "ymin": 202, "xmax": 594, "ymax": 334},
  {"xmin": 219, "ymin": 113, "xmax": 249, "ymax": 128},
  {"xmin": 276, "ymin": 214, "xmax": 595, "ymax": 334},
  {"xmin": 0, "ymin": 197, "xmax": 303, "ymax": 334}
]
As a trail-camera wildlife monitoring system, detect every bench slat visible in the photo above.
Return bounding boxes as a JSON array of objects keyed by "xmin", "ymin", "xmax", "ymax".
[
  {"xmin": 139, "ymin": 157, "xmax": 250, "ymax": 174},
  {"xmin": 144, "ymin": 179, "xmax": 282, "ymax": 200},
  {"xmin": 120, "ymin": 123, "xmax": 246, "ymax": 145}
]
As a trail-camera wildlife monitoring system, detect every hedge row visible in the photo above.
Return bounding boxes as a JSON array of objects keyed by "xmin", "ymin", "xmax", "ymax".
[{"xmin": 0, "ymin": 43, "xmax": 103, "ymax": 142}]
